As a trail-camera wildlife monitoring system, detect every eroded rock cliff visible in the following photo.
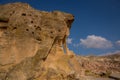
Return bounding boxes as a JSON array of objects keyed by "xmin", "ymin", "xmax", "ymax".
[{"xmin": 0, "ymin": 2, "xmax": 75, "ymax": 80}]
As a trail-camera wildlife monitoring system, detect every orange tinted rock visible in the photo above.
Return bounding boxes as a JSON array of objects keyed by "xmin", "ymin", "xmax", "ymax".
[{"xmin": 0, "ymin": 2, "xmax": 74, "ymax": 80}]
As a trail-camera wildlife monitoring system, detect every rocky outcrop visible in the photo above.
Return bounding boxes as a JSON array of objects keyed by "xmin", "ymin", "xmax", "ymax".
[
  {"xmin": 0, "ymin": 2, "xmax": 74, "ymax": 80},
  {"xmin": 77, "ymin": 54, "xmax": 120, "ymax": 79}
]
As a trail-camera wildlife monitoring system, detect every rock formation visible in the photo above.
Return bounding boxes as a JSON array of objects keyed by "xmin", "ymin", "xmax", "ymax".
[
  {"xmin": 0, "ymin": 2, "xmax": 75, "ymax": 80},
  {"xmin": 0, "ymin": 2, "xmax": 120, "ymax": 80}
]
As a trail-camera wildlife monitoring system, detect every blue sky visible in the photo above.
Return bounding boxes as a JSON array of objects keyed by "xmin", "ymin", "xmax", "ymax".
[{"xmin": 0, "ymin": 0, "xmax": 120, "ymax": 55}]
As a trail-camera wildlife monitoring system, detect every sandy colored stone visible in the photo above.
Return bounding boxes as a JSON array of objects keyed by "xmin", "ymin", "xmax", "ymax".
[{"xmin": 0, "ymin": 2, "xmax": 74, "ymax": 80}]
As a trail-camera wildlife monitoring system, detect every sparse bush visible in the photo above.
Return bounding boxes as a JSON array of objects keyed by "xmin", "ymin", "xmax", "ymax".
[
  {"xmin": 105, "ymin": 71, "xmax": 111, "ymax": 77},
  {"xmin": 85, "ymin": 70, "xmax": 93, "ymax": 76},
  {"xmin": 98, "ymin": 71, "xmax": 111, "ymax": 78}
]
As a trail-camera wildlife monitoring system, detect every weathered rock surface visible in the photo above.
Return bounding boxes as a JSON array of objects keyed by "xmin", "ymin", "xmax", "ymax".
[
  {"xmin": 77, "ymin": 53, "xmax": 120, "ymax": 80},
  {"xmin": 0, "ymin": 2, "xmax": 74, "ymax": 80}
]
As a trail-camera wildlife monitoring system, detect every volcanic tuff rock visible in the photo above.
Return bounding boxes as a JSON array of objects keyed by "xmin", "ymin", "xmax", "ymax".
[{"xmin": 0, "ymin": 2, "xmax": 75, "ymax": 80}]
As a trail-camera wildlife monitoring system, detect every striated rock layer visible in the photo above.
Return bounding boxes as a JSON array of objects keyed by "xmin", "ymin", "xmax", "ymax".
[{"xmin": 0, "ymin": 2, "xmax": 75, "ymax": 80}]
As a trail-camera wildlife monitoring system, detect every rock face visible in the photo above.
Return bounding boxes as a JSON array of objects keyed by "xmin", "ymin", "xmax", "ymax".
[{"xmin": 0, "ymin": 2, "xmax": 75, "ymax": 80}]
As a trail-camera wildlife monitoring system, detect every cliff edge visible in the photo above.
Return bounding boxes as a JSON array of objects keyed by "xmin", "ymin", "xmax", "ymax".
[{"xmin": 0, "ymin": 2, "xmax": 76, "ymax": 80}]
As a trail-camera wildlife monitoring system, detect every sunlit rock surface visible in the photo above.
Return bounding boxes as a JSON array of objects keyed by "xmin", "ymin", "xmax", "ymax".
[{"xmin": 0, "ymin": 2, "xmax": 74, "ymax": 80}]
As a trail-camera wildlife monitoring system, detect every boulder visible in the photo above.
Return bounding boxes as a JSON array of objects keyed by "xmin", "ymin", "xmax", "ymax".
[{"xmin": 0, "ymin": 2, "xmax": 74, "ymax": 80}]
